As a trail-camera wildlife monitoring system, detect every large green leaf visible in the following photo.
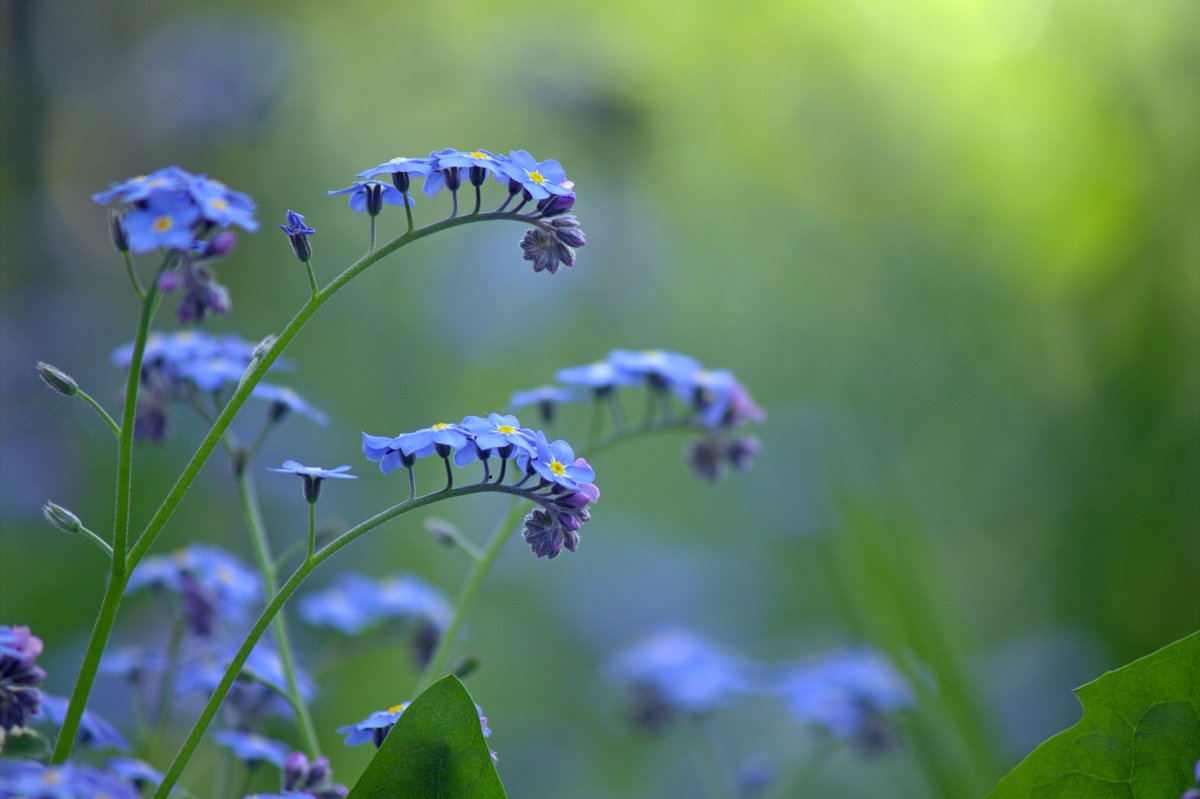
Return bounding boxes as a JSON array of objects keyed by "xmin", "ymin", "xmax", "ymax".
[
  {"xmin": 990, "ymin": 631, "xmax": 1200, "ymax": 798},
  {"xmin": 347, "ymin": 675, "xmax": 506, "ymax": 799}
]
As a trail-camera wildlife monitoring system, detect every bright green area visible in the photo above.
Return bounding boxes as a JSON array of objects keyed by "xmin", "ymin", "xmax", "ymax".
[
  {"xmin": 347, "ymin": 676, "xmax": 505, "ymax": 799},
  {"xmin": 991, "ymin": 631, "xmax": 1200, "ymax": 798},
  {"xmin": 0, "ymin": 0, "xmax": 1197, "ymax": 796}
]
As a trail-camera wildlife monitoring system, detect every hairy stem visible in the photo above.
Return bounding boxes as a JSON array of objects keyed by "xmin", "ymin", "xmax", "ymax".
[
  {"xmin": 50, "ymin": 268, "xmax": 161, "ymax": 763},
  {"xmin": 75, "ymin": 388, "xmax": 121, "ymax": 439}
]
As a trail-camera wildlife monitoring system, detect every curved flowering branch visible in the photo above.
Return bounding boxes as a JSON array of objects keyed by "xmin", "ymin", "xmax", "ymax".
[{"xmin": 54, "ymin": 151, "xmax": 588, "ymax": 767}]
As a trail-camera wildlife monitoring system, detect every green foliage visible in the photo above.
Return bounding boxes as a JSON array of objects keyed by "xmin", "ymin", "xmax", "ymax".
[
  {"xmin": 990, "ymin": 631, "xmax": 1200, "ymax": 798},
  {"xmin": 0, "ymin": 728, "xmax": 49, "ymax": 758},
  {"xmin": 347, "ymin": 676, "xmax": 506, "ymax": 799}
]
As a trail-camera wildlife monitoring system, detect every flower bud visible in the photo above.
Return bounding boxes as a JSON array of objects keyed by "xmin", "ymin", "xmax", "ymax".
[
  {"xmin": 365, "ymin": 183, "xmax": 385, "ymax": 216},
  {"xmin": 42, "ymin": 501, "xmax": 82, "ymax": 534},
  {"xmin": 36, "ymin": 362, "xmax": 78, "ymax": 396},
  {"xmin": 198, "ymin": 231, "xmax": 237, "ymax": 260},
  {"xmin": 424, "ymin": 517, "xmax": 460, "ymax": 547},
  {"xmin": 537, "ymin": 192, "xmax": 576, "ymax": 218},
  {"xmin": 109, "ymin": 210, "xmax": 129, "ymax": 252},
  {"xmin": 443, "ymin": 167, "xmax": 462, "ymax": 192},
  {"xmin": 282, "ymin": 751, "xmax": 309, "ymax": 790},
  {"xmin": 468, "ymin": 165, "xmax": 488, "ymax": 187},
  {"xmin": 390, "ymin": 172, "xmax": 411, "ymax": 193}
]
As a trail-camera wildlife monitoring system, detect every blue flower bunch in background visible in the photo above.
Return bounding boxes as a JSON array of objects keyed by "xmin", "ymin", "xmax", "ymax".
[
  {"xmin": 10, "ymin": 150, "xmax": 794, "ymax": 799},
  {"xmin": 609, "ymin": 630, "xmax": 916, "ymax": 795}
]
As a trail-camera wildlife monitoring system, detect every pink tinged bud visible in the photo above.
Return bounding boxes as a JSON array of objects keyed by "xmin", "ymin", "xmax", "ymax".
[{"xmin": 157, "ymin": 270, "xmax": 182, "ymax": 292}]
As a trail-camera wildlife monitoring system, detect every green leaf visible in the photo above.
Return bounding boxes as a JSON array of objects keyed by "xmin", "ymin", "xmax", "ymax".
[
  {"xmin": 347, "ymin": 675, "xmax": 506, "ymax": 799},
  {"xmin": 990, "ymin": 630, "xmax": 1200, "ymax": 798},
  {"xmin": 0, "ymin": 727, "xmax": 50, "ymax": 758}
]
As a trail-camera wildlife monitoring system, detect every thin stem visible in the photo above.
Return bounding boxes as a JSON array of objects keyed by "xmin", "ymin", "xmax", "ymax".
[
  {"xmin": 154, "ymin": 618, "xmax": 185, "ymax": 732},
  {"xmin": 407, "ymin": 466, "xmax": 416, "ymax": 501},
  {"xmin": 472, "ymin": 185, "xmax": 482, "ymax": 215},
  {"xmin": 236, "ymin": 468, "xmax": 321, "ymax": 758},
  {"xmin": 450, "ymin": 189, "xmax": 459, "ymax": 217},
  {"xmin": 307, "ymin": 502, "xmax": 316, "ymax": 562},
  {"xmin": 402, "ymin": 191, "xmax": 414, "ymax": 233},
  {"xmin": 368, "ymin": 214, "xmax": 377, "ymax": 252},
  {"xmin": 767, "ymin": 737, "xmax": 835, "ymax": 799},
  {"xmin": 50, "ymin": 264, "xmax": 162, "ymax": 764},
  {"xmin": 588, "ymin": 416, "xmax": 706, "ymax": 458},
  {"xmin": 74, "ymin": 525, "xmax": 114, "ymax": 558},
  {"xmin": 75, "ymin": 389, "xmax": 121, "ymax": 439},
  {"xmin": 415, "ymin": 499, "xmax": 526, "ymax": 692},
  {"xmin": 123, "ymin": 251, "xmax": 145, "ymax": 299},
  {"xmin": 694, "ymin": 718, "xmax": 736, "ymax": 799},
  {"xmin": 304, "ymin": 259, "xmax": 319, "ymax": 300},
  {"xmin": 151, "ymin": 482, "xmax": 550, "ymax": 799},
  {"xmin": 442, "ymin": 457, "xmax": 454, "ymax": 490}
]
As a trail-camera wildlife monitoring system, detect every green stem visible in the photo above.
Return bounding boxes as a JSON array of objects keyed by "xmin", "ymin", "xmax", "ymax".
[
  {"xmin": 151, "ymin": 480, "xmax": 548, "ymax": 799},
  {"xmin": 368, "ymin": 214, "xmax": 377, "ymax": 252},
  {"xmin": 154, "ymin": 618, "xmax": 185, "ymax": 732},
  {"xmin": 415, "ymin": 499, "xmax": 526, "ymax": 692},
  {"xmin": 304, "ymin": 258, "xmax": 319, "ymax": 299},
  {"xmin": 75, "ymin": 525, "xmax": 114, "ymax": 558},
  {"xmin": 50, "ymin": 266, "xmax": 162, "ymax": 763},
  {"xmin": 236, "ymin": 468, "xmax": 321, "ymax": 758},
  {"xmin": 588, "ymin": 417, "xmax": 706, "ymax": 457},
  {"xmin": 307, "ymin": 502, "xmax": 316, "ymax": 562},
  {"xmin": 692, "ymin": 718, "xmax": 736, "ymax": 799},
  {"xmin": 75, "ymin": 388, "xmax": 121, "ymax": 439},
  {"xmin": 123, "ymin": 251, "xmax": 145, "ymax": 299}
]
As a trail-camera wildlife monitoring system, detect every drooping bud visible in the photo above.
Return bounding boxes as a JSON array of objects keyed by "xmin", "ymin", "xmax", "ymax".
[
  {"xmin": 109, "ymin": 210, "xmax": 129, "ymax": 252},
  {"xmin": 36, "ymin": 362, "xmax": 78, "ymax": 396},
  {"xmin": 468, "ymin": 165, "xmax": 488, "ymax": 187},
  {"xmin": 424, "ymin": 517, "xmax": 460, "ymax": 547},
  {"xmin": 282, "ymin": 751, "xmax": 310, "ymax": 790},
  {"xmin": 42, "ymin": 501, "xmax": 83, "ymax": 534},
  {"xmin": 197, "ymin": 231, "xmax": 237, "ymax": 260},
  {"xmin": 390, "ymin": 172, "xmax": 411, "ymax": 193}
]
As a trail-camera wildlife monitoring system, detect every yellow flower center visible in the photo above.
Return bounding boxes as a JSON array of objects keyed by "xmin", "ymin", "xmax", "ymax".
[
  {"xmin": 147, "ymin": 178, "xmax": 167, "ymax": 188},
  {"xmin": 208, "ymin": 197, "xmax": 229, "ymax": 211},
  {"xmin": 550, "ymin": 460, "xmax": 566, "ymax": 476},
  {"xmin": 217, "ymin": 565, "xmax": 235, "ymax": 585},
  {"xmin": 644, "ymin": 349, "xmax": 665, "ymax": 362},
  {"xmin": 469, "ymin": 151, "xmax": 488, "ymax": 159},
  {"xmin": 44, "ymin": 772, "xmax": 63, "ymax": 785},
  {"xmin": 431, "ymin": 423, "xmax": 451, "ymax": 431},
  {"xmin": 153, "ymin": 216, "xmax": 174, "ymax": 232},
  {"xmin": 496, "ymin": 425, "xmax": 516, "ymax": 435},
  {"xmin": 388, "ymin": 703, "xmax": 407, "ymax": 714},
  {"xmin": 528, "ymin": 170, "xmax": 545, "ymax": 184},
  {"xmin": 696, "ymin": 369, "xmax": 713, "ymax": 383}
]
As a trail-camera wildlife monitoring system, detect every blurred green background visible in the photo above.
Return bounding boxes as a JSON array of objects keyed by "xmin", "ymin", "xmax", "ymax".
[{"xmin": 2, "ymin": 0, "xmax": 1198, "ymax": 796}]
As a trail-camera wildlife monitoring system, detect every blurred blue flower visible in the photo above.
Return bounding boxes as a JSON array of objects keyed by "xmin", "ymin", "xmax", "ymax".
[
  {"xmin": 327, "ymin": 181, "xmax": 410, "ymax": 214},
  {"xmin": 0, "ymin": 624, "xmax": 45, "ymax": 732},
  {"xmin": 608, "ymin": 349, "xmax": 701, "ymax": 390},
  {"xmin": 509, "ymin": 386, "xmax": 580, "ymax": 422},
  {"xmin": 108, "ymin": 757, "xmax": 163, "ymax": 789},
  {"xmin": 176, "ymin": 643, "xmax": 315, "ymax": 725},
  {"xmin": 92, "ymin": 166, "xmax": 193, "ymax": 205},
  {"xmin": 609, "ymin": 630, "xmax": 749, "ymax": 727},
  {"xmin": 338, "ymin": 701, "xmax": 489, "ymax": 748},
  {"xmin": 36, "ymin": 694, "xmax": 130, "ymax": 752},
  {"xmin": 188, "ymin": 176, "xmax": 260, "ymax": 231},
  {"xmin": 213, "ymin": 730, "xmax": 290, "ymax": 767},
  {"xmin": 685, "ymin": 369, "xmax": 766, "ymax": 429},
  {"xmin": 297, "ymin": 572, "xmax": 450, "ymax": 636},
  {"xmin": 251, "ymin": 384, "xmax": 328, "ymax": 426},
  {"xmin": 0, "ymin": 760, "xmax": 139, "ymax": 799},
  {"xmin": 555, "ymin": 360, "xmax": 637, "ymax": 394},
  {"xmin": 126, "ymin": 544, "xmax": 261, "ymax": 628},
  {"xmin": 121, "ymin": 191, "xmax": 200, "ymax": 254},
  {"xmin": 99, "ymin": 647, "xmax": 167, "ymax": 682},
  {"xmin": 778, "ymin": 648, "xmax": 914, "ymax": 752},
  {"xmin": 498, "ymin": 150, "xmax": 572, "ymax": 200}
]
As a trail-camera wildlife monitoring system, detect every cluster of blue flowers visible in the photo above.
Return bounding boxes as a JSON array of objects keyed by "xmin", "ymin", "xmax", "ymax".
[
  {"xmin": 211, "ymin": 735, "xmax": 348, "ymax": 798},
  {"xmin": 610, "ymin": 631, "xmax": 914, "ymax": 760},
  {"xmin": 362, "ymin": 413, "xmax": 600, "ymax": 559},
  {"xmin": 111, "ymin": 329, "xmax": 324, "ymax": 443},
  {"xmin": 513, "ymin": 349, "xmax": 765, "ymax": 482},
  {"xmin": 0, "ymin": 625, "xmax": 45, "ymax": 732},
  {"xmin": 93, "ymin": 167, "xmax": 258, "ymax": 324},
  {"xmin": 330, "ymin": 148, "xmax": 586, "ymax": 274},
  {"xmin": 0, "ymin": 625, "xmax": 164, "ymax": 797}
]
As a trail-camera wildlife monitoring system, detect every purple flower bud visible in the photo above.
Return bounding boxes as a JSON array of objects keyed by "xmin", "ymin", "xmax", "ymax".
[
  {"xmin": 109, "ymin": 209, "xmax": 129, "ymax": 252},
  {"xmin": 157, "ymin": 270, "xmax": 182, "ymax": 293},
  {"xmin": 725, "ymin": 436, "xmax": 762, "ymax": 472},
  {"xmin": 282, "ymin": 751, "xmax": 309, "ymax": 790},
  {"xmin": 306, "ymin": 755, "xmax": 331, "ymax": 787},
  {"xmin": 199, "ymin": 231, "xmax": 237, "ymax": 260},
  {"xmin": 537, "ymin": 191, "xmax": 576, "ymax": 217}
]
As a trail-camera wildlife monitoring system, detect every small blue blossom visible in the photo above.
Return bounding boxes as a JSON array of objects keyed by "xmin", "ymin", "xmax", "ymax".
[
  {"xmin": 459, "ymin": 413, "xmax": 536, "ymax": 457},
  {"xmin": 609, "ymin": 630, "xmax": 749, "ymax": 727},
  {"xmin": 778, "ymin": 648, "xmax": 914, "ymax": 752},
  {"xmin": 99, "ymin": 647, "xmax": 167, "ymax": 682},
  {"xmin": 213, "ymin": 730, "xmax": 291, "ymax": 767},
  {"xmin": 356, "ymin": 156, "xmax": 434, "ymax": 193},
  {"xmin": 683, "ymin": 368, "xmax": 766, "ymax": 429},
  {"xmin": 268, "ymin": 460, "xmax": 355, "ymax": 503},
  {"xmin": 0, "ymin": 760, "xmax": 139, "ymax": 799},
  {"xmin": 509, "ymin": 386, "xmax": 580, "ymax": 421},
  {"xmin": 420, "ymin": 148, "xmax": 464, "ymax": 197},
  {"xmin": 432, "ymin": 149, "xmax": 507, "ymax": 187},
  {"xmin": 252, "ymin": 384, "xmax": 328, "ymax": 425},
  {"xmin": 361, "ymin": 432, "xmax": 408, "ymax": 474},
  {"xmin": 327, "ymin": 181, "xmax": 410, "ymax": 214},
  {"xmin": 499, "ymin": 150, "xmax": 572, "ymax": 200},
  {"xmin": 297, "ymin": 572, "xmax": 450, "ymax": 636},
  {"xmin": 554, "ymin": 360, "xmax": 638, "ymax": 394},
  {"xmin": 338, "ymin": 701, "xmax": 489, "ymax": 748},
  {"xmin": 524, "ymin": 432, "xmax": 595, "ymax": 491},
  {"xmin": 279, "ymin": 210, "xmax": 316, "ymax": 263},
  {"xmin": 395, "ymin": 422, "xmax": 472, "ymax": 462},
  {"xmin": 36, "ymin": 694, "xmax": 130, "ymax": 752},
  {"xmin": 0, "ymin": 624, "xmax": 45, "ymax": 731},
  {"xmin": 121, "ymin": 191, "xmax": 201, "ymax": 253}
]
